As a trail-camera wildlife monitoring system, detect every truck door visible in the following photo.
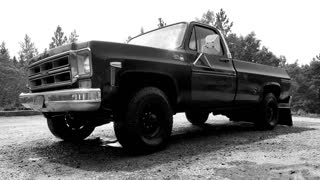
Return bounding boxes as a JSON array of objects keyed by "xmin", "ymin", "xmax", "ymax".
[{"xmin": 190, "ymin": 25, "xmax": 237, "ymax": 108}]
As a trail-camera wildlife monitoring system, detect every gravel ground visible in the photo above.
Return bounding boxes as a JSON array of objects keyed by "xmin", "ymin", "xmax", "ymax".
[{"xmin": 0, "ymin": 114, "xmax": 320, "ymax": 179}]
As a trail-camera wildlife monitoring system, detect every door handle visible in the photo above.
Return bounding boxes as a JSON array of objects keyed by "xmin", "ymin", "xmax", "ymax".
[{"xmin": 219, "ymin": 58, "xmax": 230, "ymax": 63}]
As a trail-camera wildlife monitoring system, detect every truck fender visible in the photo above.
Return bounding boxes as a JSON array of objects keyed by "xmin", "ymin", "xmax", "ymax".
[
  {"xmin": 260, "ymin": 82, "xmax": 281, "ymax": 100},
  {"xmin": 119, "ymin": 71, "xmax": 179, "ymax": 108}
]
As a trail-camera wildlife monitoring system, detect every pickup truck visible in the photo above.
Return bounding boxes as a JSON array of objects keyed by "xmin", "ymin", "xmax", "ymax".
[{"xmin": 20, "ymin": 21, "xmax": 292, "ymax": 153}]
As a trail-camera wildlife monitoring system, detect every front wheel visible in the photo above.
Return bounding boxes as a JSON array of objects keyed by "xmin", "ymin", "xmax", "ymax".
[
  {"xmin": 255, "ymin": 93, "xmax": 279, "ymax": 130},
  {"xmin": 114, "ymin": 87, "xmax": 173, "ymax": 154},
  {"xmin": 45, "ymin": 113, "xmax": 95, "ymax": 141}
]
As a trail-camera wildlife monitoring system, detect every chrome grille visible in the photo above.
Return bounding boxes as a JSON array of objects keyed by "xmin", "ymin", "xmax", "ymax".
[{"xmin": 28, "ymin": 55, "xmax": 72, "ymax": 90}]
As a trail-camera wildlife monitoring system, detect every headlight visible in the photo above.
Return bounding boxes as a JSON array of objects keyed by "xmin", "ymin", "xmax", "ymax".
[
  {"xmin": 69, "ymin": 49, "xmax": 92, "ymax": 83},
  {"xmin": 77, "ymin": 53, "xmax": 91, "ymax": 75}
]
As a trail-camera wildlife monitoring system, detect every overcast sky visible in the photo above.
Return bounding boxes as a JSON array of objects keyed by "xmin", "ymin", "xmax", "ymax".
[{"xmin": 1, "ymin": 0, "xmax": 319, "ymax": 65}]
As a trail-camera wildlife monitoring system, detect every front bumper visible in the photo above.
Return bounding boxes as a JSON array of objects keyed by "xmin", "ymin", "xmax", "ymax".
[{"xmin": 19, "ymin": 88, "xmax": 101, "ymax": 112}]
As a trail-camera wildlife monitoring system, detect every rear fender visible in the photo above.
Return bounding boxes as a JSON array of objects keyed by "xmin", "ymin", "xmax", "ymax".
[
  {"xmin": 262, "ymin": 83, "xmax": 292, "ymax": 126},
  {"xmin": 261, "ymin": 83, "xmax": 281, "ymax": 99}
]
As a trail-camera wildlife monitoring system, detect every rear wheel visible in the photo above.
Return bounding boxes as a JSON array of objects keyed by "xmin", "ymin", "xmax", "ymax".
[
  {"xmin": 255, "ymin": 93, "xmax": 279, "ymax": 130},
  {"xmin": 185, "ymin": 111, "xmax": 209, "ymax": 125},
  {"xmin": 114, "ymin": 87, "xmax": 173, "ymax": 153},
  {"xmin": 45, "ymin": 113, "xmax": 95, "ymax": 141}
]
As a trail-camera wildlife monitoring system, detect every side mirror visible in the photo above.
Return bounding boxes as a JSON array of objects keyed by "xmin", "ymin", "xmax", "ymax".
[{"xmin": 201, "ymin": 34, "xmax": 222, "ymax": 55}]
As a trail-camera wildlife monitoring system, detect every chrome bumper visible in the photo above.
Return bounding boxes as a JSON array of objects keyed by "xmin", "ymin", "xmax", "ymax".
[{"xmin": 19, "ymin": 88, "xmax": 101, "ymax": 112}]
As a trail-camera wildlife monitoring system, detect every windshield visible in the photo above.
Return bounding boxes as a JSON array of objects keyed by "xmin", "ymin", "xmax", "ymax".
[{"xmin": 128, "ymin": 23, "xmax": 187, "ymax": 50}]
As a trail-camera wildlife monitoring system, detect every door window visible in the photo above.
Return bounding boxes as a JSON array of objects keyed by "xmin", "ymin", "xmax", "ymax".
[{"xmin": 193, "ymin": 26, "xmax": 223, "ymax": 56}]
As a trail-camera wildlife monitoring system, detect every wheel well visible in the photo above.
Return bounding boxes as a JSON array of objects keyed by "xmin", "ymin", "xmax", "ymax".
[
  {"xmin": 119, "ymin": 72, "xmax": 178, "ymax": 111},
  {"xmin": 263, "ymin": 85, "xmax": 280, "ymax": 99}
]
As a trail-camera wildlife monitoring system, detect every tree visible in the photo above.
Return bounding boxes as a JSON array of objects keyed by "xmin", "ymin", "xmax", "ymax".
[
  {"xmin": 313, "ymin": 53, "xmax": 320, "ymax": 61},
  {"xmin": 49, "ymin": 25, "xmax": 68, "ymax": 49},
  {"xmin": 278, "ymin": 55, "xmax": 287, "ymax": 68},
  {"xmin": 226, "ymin": 32, "xmax": 284, "ymax": 67},
  {"xmin": 0, "ymin": 56, "xmax": 28, "ymax": 110},
  {"xmin": 158, "ymin": 18, "xmax": 166, "ymax": 28},
  {"xmin": 284, "ymin": 58, "xmax": 320, "ymax": 114},
  {"xmin": 18, "ymin": 34, "xmax": 38, "ymax": 67},
  {"xmin": 215, "ymin": 9, "xmax": 233, "ymax": 37},
  {"xmin": 196, "ymin": 10, "xmax": 215, "ymax": 26},
  {"xmin": 226, "ymin": 32, "xmax": 260, "ymax": 62},
  {"xmin": 68, "ymin": 30, "xmax": 79, "ymax": 44},
  {"xmin": 308, "ymin": 59, "xmax": 320, "ymax": 104},
  {"xmin": 12, "ymin": 56, "xmax": 18, "ymax": 67},
  {"xmin": 196, "ymin": 9, "xmax": 233, "ymax": 37},
  {"xmin": 254, "ymin": 46, "xmax": 284, "ymax": 67},
  {"xmin": 126, "ymin": 27, "xmax": 144, "ymax": 43},
  {"xmin": 0, "ymin": 41, "xmax": 10, "ymax": 61}
]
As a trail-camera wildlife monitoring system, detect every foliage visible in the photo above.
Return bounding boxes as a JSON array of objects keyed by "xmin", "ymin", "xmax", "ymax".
[
  {"xmin": 18, "ymin": 34, "xmax": 38, "ymax": 68},
  {"xmin": 214, "ymin": 9, "xmax": 233, "ymax": 37},
  {"xmin": 12, "ymin": 56, "xmax": 18, "ymax": 67},
  {"xmin": 285, "ymin": 60, "xmax": 320, "ymax": 114},
  {"xmin": 196, "ymin": 10, "xmax": 215, "ymax": 26},
  {"xmin": 0, "ymin": 41, "xmax": 10, "ymax": 61},
  {"xmin": 68, "ymin": 30, "xmax": 79, "ymax": 44},
  {"xmin": 126, "ymin": 26, "xmax": 145, "ymax": 43},
  {"xmin": 226, "ymin": 32, "xmax": 260, "ymax": 62},
  {"xmin": 224, "ymin": 32, "xmax": 286, "ymax": 67},
  {"xmin": 49, "ymin": 25, "xmax": 68, "ymax": 49},
  {"xmin": 0, "ymin": 53, "xmax": 28, "ymax": 110},
  {"xmin": 158, "ymin": 18, "xmax": 166, "ymax": 28},
  {"xmin": 196, "ymin": 9, "xmax": 233, "ymax": 37},
  {"xmin": 0, "ymin": 36, "xmax": 36, "ymax": 110},
  {"xmin": 50, "ymin": 26, "xmax": 80, "ymax": 48}
]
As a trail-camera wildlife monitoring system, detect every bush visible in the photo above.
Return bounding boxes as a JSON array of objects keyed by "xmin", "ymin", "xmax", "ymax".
[{"xmin": 0, "ymin": 61, "xmax": 28, "ymax": 110}]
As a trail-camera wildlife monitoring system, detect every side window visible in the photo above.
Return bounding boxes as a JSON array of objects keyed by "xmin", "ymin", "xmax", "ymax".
[{"xmin": 194, "ymin": 26, "xmax": 223, "ymax": 56}]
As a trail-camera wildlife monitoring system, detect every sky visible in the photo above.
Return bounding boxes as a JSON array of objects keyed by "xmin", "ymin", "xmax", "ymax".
[{"xmin": 1, "ymin": 0, "xmax": 320, "ymax": 65}]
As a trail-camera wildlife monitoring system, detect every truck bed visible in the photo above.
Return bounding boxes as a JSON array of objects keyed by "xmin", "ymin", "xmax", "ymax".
[{"xmin": 232, "ymin": 59, "xmax": 291, "ymax": 105}]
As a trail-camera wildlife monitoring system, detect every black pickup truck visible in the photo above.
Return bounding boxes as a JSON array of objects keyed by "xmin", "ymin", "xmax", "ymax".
[{"xmin": 20, "ymin": 22, "xmax": 292, "ymax": 153}]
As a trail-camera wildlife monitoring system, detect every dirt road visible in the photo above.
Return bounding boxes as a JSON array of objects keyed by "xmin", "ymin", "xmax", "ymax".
[{"xmin": 1, "ymin": 114, "xmax": 320, "ymax": 179}]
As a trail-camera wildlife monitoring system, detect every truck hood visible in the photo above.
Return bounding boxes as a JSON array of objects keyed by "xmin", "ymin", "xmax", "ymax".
[
  {"xmin": 29, "ymin": 40, "xmax": 186, "ymax": 66},
  {"xmin": 88, "ymin": 40, "xmax": 186, "ymax": 63},
  {"xmin": 28, "ymin": 42, "xmax": 90, "ymax": 65}
]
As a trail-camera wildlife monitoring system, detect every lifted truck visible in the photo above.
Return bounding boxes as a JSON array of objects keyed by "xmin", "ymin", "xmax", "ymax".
[{"xmin": 20, "ymin": 22, "xmax": 292, "ymax": 153}]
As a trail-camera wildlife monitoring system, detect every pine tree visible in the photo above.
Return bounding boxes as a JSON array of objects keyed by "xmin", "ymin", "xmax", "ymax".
[
  {"xmin": 196, "ymin": 9, "xmax": 233, "ymax": 37},
  {"xmin": 0, "ymin": 41, "xmax": 10, "ymax": 61},
  {"xmin": 12, "ymin": 56, "xmax": 18, "ymax": 67},
  {"xmin": 158, "ymin": 18, "xmax": 166, "ymax": 28},
  {"xmin": 68, "ymin": 30, "xmax": 79, "ymax": 44},
  {"xmin": 214, "ymin": 9, "xmax": 234, "ymax": 37},
  {"xmin": 18, "ymin": 34, "xmax": 38, "ymax": 67},
  {"xmin": 196, "ymin": 10, "xmax": 215, "ymax": 26},
  {"xmin": 49, "ymin": 25, "xmax": 68, "ymax": 49}
]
